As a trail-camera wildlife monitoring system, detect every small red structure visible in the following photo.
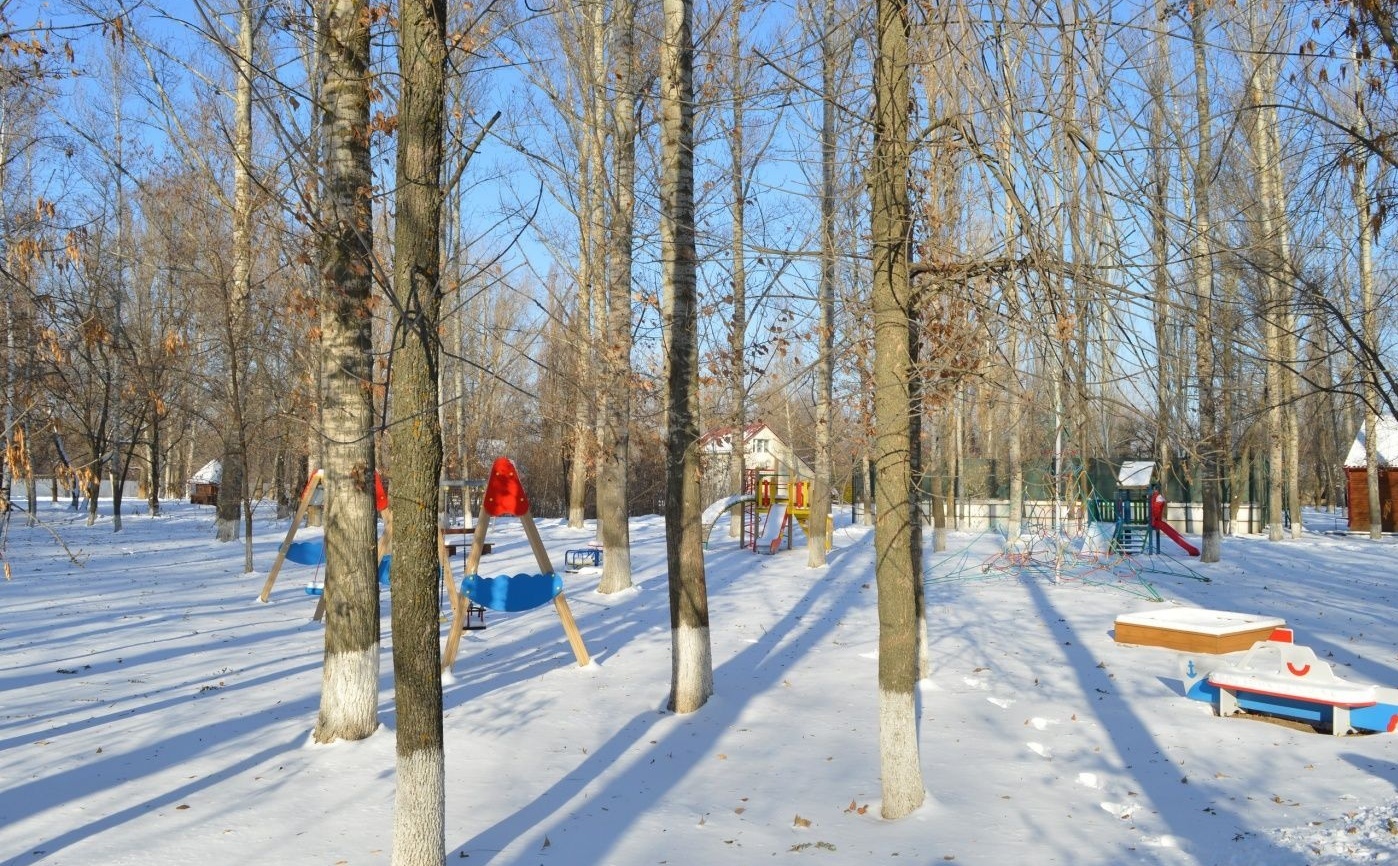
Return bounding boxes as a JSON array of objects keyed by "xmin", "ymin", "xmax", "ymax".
[
  {"xmin": 1343, "ymin": 416, "xmax": 1398, "ymax": 532},
  {"xmin": 1150, "ymin": 488, "xmax": 1199, "ymax": 556}
]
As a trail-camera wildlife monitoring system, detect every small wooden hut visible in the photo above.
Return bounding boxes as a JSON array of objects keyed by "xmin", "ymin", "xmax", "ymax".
[
  {"xmin": 187, "ymin": 459, "xmax": 221, "ymax": 506},
  {"xmin": 1343, "ymin": 417, "xmax": 1398, "ymax": 533}
]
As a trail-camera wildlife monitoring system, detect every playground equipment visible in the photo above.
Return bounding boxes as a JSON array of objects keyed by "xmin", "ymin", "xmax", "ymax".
[
  {"xmin": 972, "ymin": 523, "xmax": 1170, "ymax": 601},
  {"xmin": 258, "ymin": 470, "xmax": 475, "ymax": 623},
  {"xmin": 701, "ymin": 492, "xmax": 756, "ymax": 548},
  {"xmin": 1089, "ymin": 461, "xmax": 1199, "ymax": 557},
  {"xmin": 441, "ymin": 457, "xmax": 590, "ymax": 672},
  {"xmin": 1115, "ymin": 607, "xmax": 1286, "ymax": 654},
  {"xmin": 756, "ymin": 498, "xmax": 789, "ymax": 554},
  {"xmin": 286, "ymin": 538, "xmax": 328, "ymax": 596},
  {"xmin": 700, "ymin": 470, "xmax": 832, "ymax": 554},
  {"xmin": 256, "ymin": 471, "xmax": 395, "ymax": 620},
  {"xmin": 564, "ymin": 547, "xmax": 603, "ymax": 571},
  {"xmin": 1181, "ymin": 632, "xmax": 1398, "ymax": 735},
  {"xmin": 1149, "ymin": 487, "xmax": 1199, "ymax": 556}
]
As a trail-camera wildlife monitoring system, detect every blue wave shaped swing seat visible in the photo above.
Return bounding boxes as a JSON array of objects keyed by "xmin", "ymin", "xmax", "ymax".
[
  {"xmin": 286, "ymin": 538, "xmax": 325, "ymax": 566},
  {"xmin": 461, "ymin": 572, "xmax": 563, "ymax": 612}
]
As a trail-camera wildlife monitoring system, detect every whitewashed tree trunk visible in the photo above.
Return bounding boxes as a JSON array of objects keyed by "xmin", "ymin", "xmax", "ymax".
[
  {"xmin": 313, "ymin": 0, "xmax": 380, "ymax": 746},
  {"xmin": 872, "ymin": 0, "xmax": 924, "ymax": 820},
  {"xmin": 661, "ymin": 0, "xmax": 713, "ymax": 715},
  {"xmin": 388, "ymin": 0, "xmax": 448, "ymax": 860}
]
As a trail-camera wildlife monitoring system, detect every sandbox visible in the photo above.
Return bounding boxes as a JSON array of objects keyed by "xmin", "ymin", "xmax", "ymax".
[{"xmin": 1113, "ymin": 607, "xmax": 1287, "ymax": 654}]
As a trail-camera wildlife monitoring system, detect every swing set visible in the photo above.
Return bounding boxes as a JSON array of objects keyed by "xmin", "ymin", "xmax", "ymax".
[
  {"xmin": 257, "ymin": 458, "xmax": 590, "ymax": 671},
  {"xmin": 256, "ymin": 469, "xmax": 396, "ymax": 621},
  {"xmin": 440, "ymin": 457, "xmax": 589, "ymax": 671}
]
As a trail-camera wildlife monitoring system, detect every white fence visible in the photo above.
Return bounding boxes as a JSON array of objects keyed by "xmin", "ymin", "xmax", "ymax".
[{"xmin": 851, "ymin": 498, "xmax": 1270, "ymax": 535}]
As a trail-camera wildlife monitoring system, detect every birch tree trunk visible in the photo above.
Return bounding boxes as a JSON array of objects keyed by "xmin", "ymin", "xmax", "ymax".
[
  {"xmin": 872, "ymin": 0, "xmax": 925, "ymax": 819},
  {"xmin": 314, "ymin": 0, "xmax": 380, "ymax": 745},
  {"xmin": 661, "ymin": 0, "xmax": 713, "ymax": 715}
]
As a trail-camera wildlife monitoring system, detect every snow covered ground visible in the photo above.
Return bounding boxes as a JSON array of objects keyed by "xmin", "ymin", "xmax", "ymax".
[{"xmin": 3, "ymin": 498, "xmax": 1398, "ymax": 865}]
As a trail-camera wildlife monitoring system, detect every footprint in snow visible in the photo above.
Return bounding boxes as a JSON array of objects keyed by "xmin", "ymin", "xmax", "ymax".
[
  {"xmin": 1138, "ymin": 834, "xmax": 1179, "ymax": 848},
  {"xmin": 962, "ymin": 676, "xmax": 988, "ymax": 689},
  {"xmin": 987, "ymin": 696, "xmax": 1014, "ymax": 708},
  {"xmin": 1026, "ymin": 742, "xmax": 1051, "ymax": 759},
  {"xmin": 1028, "ymin": 716, "xmax": 1056, "ymax": 730},
  {"xmin": 1075, "ymin": 772, "xmax": 1100, "ymax": 789}
]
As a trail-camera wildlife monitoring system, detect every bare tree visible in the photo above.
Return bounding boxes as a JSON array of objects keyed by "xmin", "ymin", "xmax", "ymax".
[
  {"xmin": 313, "ymin": 0, "xmax": 381, "ymax": 745},
  {"xmin": 386, "ymin": 0, "xmax": 448, "ymax": 859},
  {"xmin": 660, "ymin": 0, "xmax": 712, "ymax": 715},
  {"xmin": 594, "ymin": 0, "xmax": 640, "ymax": 594},
  {"xmin": 805, "ymin": 0, "xmax": 839, "ymax": 568},
  {"xmin": 1345, "ymin": 36, "xmax": 1387, "ymax": 538},
  {"xmin": 725, "ymin": 0, "xmax": 750, "ymax": 542},
  {"xmin": 871, "ymin": 0, "xmax": 924, "ymax": 820},
  {"xmin": 1190, "ymin": 0, "xmax": 1222, "ymax": 562},
  {"xmin": 211, "ymin": 0, "xmax": 257, "ymax": 566}
]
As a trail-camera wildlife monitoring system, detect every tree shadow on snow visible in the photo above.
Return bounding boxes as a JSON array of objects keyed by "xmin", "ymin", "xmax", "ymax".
[
  {"xmin": 1021, "ymin": 576, "xmax": 1307, "ymax": 865},
  {"xmin": 447, "ymin": 541, "xmax": 871, "ymax": 864}
]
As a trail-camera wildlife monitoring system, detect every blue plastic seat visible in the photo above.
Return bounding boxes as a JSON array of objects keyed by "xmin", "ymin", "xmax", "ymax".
[{"xmin": 461, "ymin": 573, "xmax": 563, "ymax": 612}]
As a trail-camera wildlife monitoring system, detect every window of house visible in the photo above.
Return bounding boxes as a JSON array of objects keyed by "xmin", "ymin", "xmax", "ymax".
[{"xmin": 753, "ymin": 438, "xmax": 769, "ymax": 454}]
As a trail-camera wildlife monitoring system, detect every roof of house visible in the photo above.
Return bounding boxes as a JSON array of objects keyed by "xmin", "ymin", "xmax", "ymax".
[
  {"xmin": 189, "ymin": 459, "xmax": 222, "ymax": 484},
  {"xmin": 1344, "ymin": 416, "xmax": 1398, "ymax": 468},
  {"xmin": 698, "ymin": 420, "xmax": 771, "ymax": 450}
]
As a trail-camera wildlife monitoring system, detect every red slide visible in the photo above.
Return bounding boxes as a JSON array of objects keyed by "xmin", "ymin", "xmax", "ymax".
[
  {"xmin": 1153, "ymin": 518, "xmax": 1200, "ymax": 556},
  {"xmin": 1150, "ymin": 489, "xmax": 1200, "ymax": 556}
]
